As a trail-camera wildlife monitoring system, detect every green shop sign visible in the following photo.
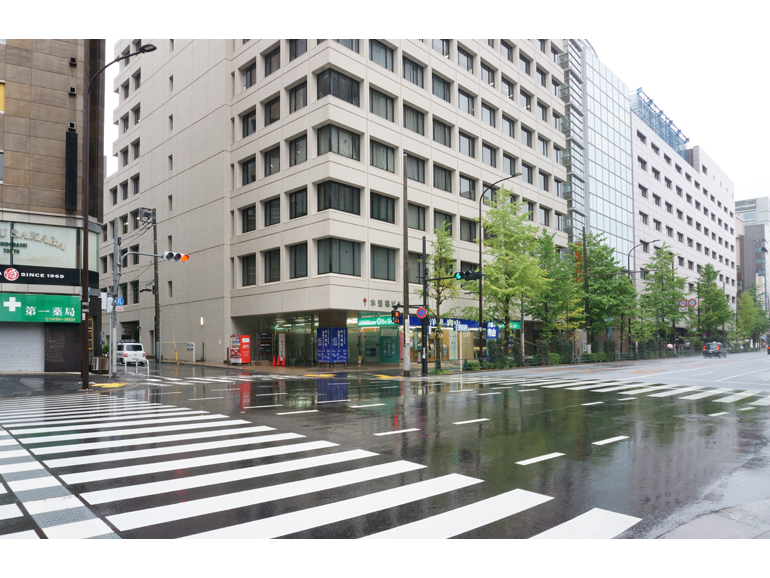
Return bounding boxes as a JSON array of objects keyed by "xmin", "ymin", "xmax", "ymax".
[
  {"xmin": 0, "ymin": 293, "xmax": 80, "ymax": 323},
  {"xmin": 510, "ymin": 321, "xmax": 521, "ymax": 330},
  {"xmin": 358, "ymin": 315, "xmax": 396, "ymax": 328}
]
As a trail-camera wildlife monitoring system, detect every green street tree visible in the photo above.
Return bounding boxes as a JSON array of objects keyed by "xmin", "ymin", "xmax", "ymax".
[
  {"xmin": 635, "ymin": 245, "xmax": 687, "ymax": 353},
  {"xmin": 735, "ymin": 284, "xmax": 770, "ymax": 344},
  {"xmin": 689, "ymin": 263, "xmax": 731, "ymax": 342},
  {"xmin": 570, "ymin": 232, "xmax": 635, "ymax": 348},
  {"xmin": 417, "ymin": 220, "xmax": 459, "ymax": 370},
  {"xmin": 461, "ymin": 188, "xmax": 545, "ymax": 359},
  {"xmin": 526, "ymin": 231, "xmax": 585, "ymax": 341}
]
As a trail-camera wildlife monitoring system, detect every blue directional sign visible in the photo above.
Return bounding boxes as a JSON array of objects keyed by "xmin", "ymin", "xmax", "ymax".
[{"xmin": 115, "ymin": 297, "xmax": 125, "ymax": 306}]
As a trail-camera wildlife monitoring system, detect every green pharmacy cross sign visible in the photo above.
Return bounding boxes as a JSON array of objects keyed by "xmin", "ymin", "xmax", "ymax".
[{"xmin": 0, "ymin": 293, "xmax": 80, "ymax": 323}]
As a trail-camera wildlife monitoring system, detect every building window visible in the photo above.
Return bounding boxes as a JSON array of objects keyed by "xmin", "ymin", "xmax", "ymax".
[
  {"xmin": 538, "ymin": 137, "xmax": 548, "ymax": 156},
  {"xmin": 370, "ymin": 88, "xmax": 394, "ymax": 122},
  {"xmin": 654, "ymin": 220, "xmax": 662, "ymax": 231},
  {"xmin": 519, "ymin": 90, "xmax": 531, "ymax": 112},
  {"xmin": 242, "ymin": 157, "xmax": 256, "ymax": 185},
  {"xmin": 242, "ymin": 254, "xmax": 256, "ymax": 286},
  {"xmin": 370, "ymin": 140, "xmax": 395, "ymax": 172},
  {"xmin": 242, "ymin": 109, "xmax": 256, "ymax": 137},
  {"xmin": 403, "ymin": 56, "xmax": 424, "ymax": 87},
  {"xmin": 265, "ymin": 96, "xmax": 280, "ymax": 126},
  {"xmin": 371, "ymin": 192, "xmax": 395, "ymax": 224},
  {"xmin": 317, "ymin": 124, "xmax": 360, "ymax": 160},
  {"xmin": 653, "ymin": 194, "xmax": 661, "ymax": 206},
  {"xmin": 290, "ymin": 134, "xmax": 307, "ymax": 166},
  {"xmin": 121, "ymin": 181, "xmax": 128, "ymax": 200},
  {"xmin": 553, "ymin": 112, "xmax": 561, "ymax": 130},
  {"xmin": 519, "ymin": 54, "xmax": 530, "ymax": 75},
  {"xmin": 264, "ymin": 147, "xmax": 280, "ymax": 176},
  {"xmin": 537, "ymin": 102, "xmax": 548, "ymax": 122},
  {"xmin": 432, "ymin": 39, "xmax": 450, "ymax": 57},
  {"xmin": 482, "ymin": 144, "xmax": 496, "ymax": 168},
  {"xmin": 500, "ymin": 41, "xmax": 513, "ymax": 61},
  {"xmin": 501, "ymin": 77, "xmax": 514, "ymax": 100},
  {"xmin": 122, "ymin": 115, "xmax": 129, "ymax": 133},
  {"xmin": 318, "ymin": 238, "xmax": 361, "ymax": 276},
  {"xmin": 481, "ymin": 63, "xmax": 495, "ymax": 87},
  {"xmin": 371, "ymin": 246, "xmax": 397, "ymax": 281},
  {"xmin": 242, "ymin": 205, "xmax": 256, "ymax": 233},
  {"xmin": 243, "ymin": 63, "xmax": 256, "ymax": 90},
  {"xmin": 289, "ymin": 189, "xmax": 307, "ymax": 219},
  {"xmin": 459, "ymin": 132, "xmax": 475, "ymax": 158},
  {"xmin": 460, "ymin": 175, "xmax": 476, "ymax": 200},
  {"xmin": 317, "ymin": 69, "xmax": 359, "ymax": 106},
  {"xmin": 555, "ymin": 179, "xmax": 564, "ymax": 197},
  {"xmin": 403, "ymin": 105, "xmax": 425, "ymax": 135},
  {"xmin": 502, "ymin": 115, "xmax": 515, "ymax": 138},
  {"xmin": 132, "ymin": 175, "xmax": 140, "ymax": 195},
  {"xmin": 264, "ymin": 249, "xmax": 280, "ymax": 283},
  {"xmin": 652, "ymin": 168, "xmax": 660, "ymax": 180},
  {"xmin": 539, "ymin": 207, "xmax": 550, "ymax": 226},
  {"xmin": 481, "ymin": 103, "xmax": 495, "ymax": 127},
  {"xmin": 503, "ymin": 154, "xmax": 516, "ymax": 176},
  {"xmin": 555, "ymin": 213, "xmax": 564, "ymax": 231},
  {"xmin": 458, "ymin": 47, "xmax": 473, "ymax": 72},
  {"xmin": 458, "ymin": 89, "xmax": 475, "ymax": 116},
  {"xmin": 265, "ymin": 47, "xmax": 280, "ymax": 77},
  {"xmin": 406, "ymin": 154, "xmax": 425, "ymax": 183},
  {"xmin": 637, "ymin": 157, "xmax": 646, "ymax": 170},
  {"xmin": 289, "ymin": 243, "xmax": 308, "ymax": 279},
  {"xmin": 434, "ymin": 211, "xmax": 453, "ymax": 235},
  {"xmin": 432, "ymin": 74, "xmax": 451, "ymax": 102},
  {"xmin": 289, "ymin": 81, "xmax": 308, "ymax": 113},
  {"xmin": 334, "ymin": 39, "xmax": 359, "ymax": 52},
  {"xmin": 433, "ymin": 118, "xmax": 451, "ymax": 147},
  {"xmin": 408, "ymin": 203, "xmax": 426, "ymax": 230},
  {"xmin": 521, "ymin": 127, "xmax": 532, "ymax": 148},
  {"xmin": 133, "ymin": 106, "xmax": 141, "ymax": 125},
  {"xmin": 554, "ymin": 146, "xmax": 562, "ymax": 164},
  {"xmin": 110, "ymin": 187, "xmax": 117, "ymax": 205},
  {"xmin": 521, "ymin": 163, "xmax": 533, "ymax": 184},
  {"xmin": 538, "ymin": 171, "xmax": 549, "ymax": 192},
  {"xmin": 434, "ymin": 165, "xmax": 452, "ymax": 192},
  {"xmin": 132, "ymin": 140, "xmax": 140, "ymax": 159},
  {"xmin": 460, "ymin": 218, "xmax": 476, "ymax": 242},
  {"xmin": 536, "ymin": 67, "xmax": 546, "ymax": 86},
  {"xmin": 264, "ymin": 198, "xmax": 280, "ymax": 226},
  {"xmin": 121, "ymin": 148, "xmax": 128, "ymax": 166},
  {"xmin": 289, "ymin": 39, "xmax": 307, "ymax": 60},
  {"xmin": 370, "ymin": 40, "xmax": 393, "ymax": 71},
  {"xmin": 318, "ymin": 181, "xmax": 360, "ymax": 215},
  {"xmin": 639, "ymin": 212, "xmax": 648, "ymax": 225}
]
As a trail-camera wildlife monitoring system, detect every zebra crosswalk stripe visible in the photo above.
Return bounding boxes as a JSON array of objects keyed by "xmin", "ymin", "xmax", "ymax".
[
  {"xmin": 10, "ymin": 412, "xmax": 225, "ymax": 435},
  {"xmin": 530, "ymin": 507, "xmax": 640, "ymax": 539}
]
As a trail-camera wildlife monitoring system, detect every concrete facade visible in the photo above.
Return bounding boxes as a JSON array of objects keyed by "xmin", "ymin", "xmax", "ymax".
[
  {"xmin": 100, "ymin": 39, "xmax": 568, "ymax": 363},
  {"xmin": 735, "ymin": 196, "xmax": 770, "ymax": 228}
]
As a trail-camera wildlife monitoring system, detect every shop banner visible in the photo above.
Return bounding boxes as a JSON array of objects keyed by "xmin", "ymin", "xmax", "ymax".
[
  {"xmin": 331, "ymin": 328, "xmax": 347, "ymax": 363},
  {"xmin": 0, "ymin": 293, "xmax": 80, "ymax": 323},
  {"xmin": 412, "ymin": 316, "xmax": 480, "ymax": 329},
  {"xmin": 380, "ymin": 327, "xmax": 399, "ymax": 363},
  {"xmin": 317, "ymin": 328, "xmax": 331, "ymax": 363}
]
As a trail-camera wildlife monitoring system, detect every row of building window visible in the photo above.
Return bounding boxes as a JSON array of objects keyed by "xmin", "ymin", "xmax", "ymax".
[{"xmin": 636, "ymin": 215, "xmax": 735, "ymax": 269}]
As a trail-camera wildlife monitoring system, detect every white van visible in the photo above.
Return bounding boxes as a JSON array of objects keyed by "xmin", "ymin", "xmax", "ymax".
[{"xmin": 117, "ymin": 341, "xmax": 147, "ymax": 365}]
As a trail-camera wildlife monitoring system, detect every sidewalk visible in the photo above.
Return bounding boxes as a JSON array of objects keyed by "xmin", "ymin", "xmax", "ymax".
[{"xmin": 660, "ymin": 499, "xmax": 770, "ymax": 539}]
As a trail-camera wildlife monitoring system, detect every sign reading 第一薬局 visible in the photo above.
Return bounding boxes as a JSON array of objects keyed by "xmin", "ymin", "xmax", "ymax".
[
  {"xmin": 0, "ymin": 221, "xmax": 99, "ymax": 286},
  {"xmin": 0, "ymin": 293, "xmax": 80, "ymax": 323}
]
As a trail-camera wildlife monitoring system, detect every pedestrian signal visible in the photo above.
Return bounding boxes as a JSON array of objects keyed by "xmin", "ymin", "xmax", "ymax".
[
  {"xmin": 454, "ymin": 270, "xmax": 482, "ymax": 281},
  {"xmin": 391, "ymin": 309, "xmax": 402, "ymax": 324},
  {"xmin": 163, "ymin": 251, "xmax": 190, "ymax": 263}
]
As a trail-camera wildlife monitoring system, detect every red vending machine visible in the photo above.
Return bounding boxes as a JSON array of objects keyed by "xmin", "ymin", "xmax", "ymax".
[{"xmin": 239, "ymin": 335, "xmax": 251, "ymax": 364}]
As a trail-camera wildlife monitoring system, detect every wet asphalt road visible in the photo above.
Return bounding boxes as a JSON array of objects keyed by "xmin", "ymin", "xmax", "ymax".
[{"xmin": 0, "ymin": 352, "xmax": 768, "ymax": 539}]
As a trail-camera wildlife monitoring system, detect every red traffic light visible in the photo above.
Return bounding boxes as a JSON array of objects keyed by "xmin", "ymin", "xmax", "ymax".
[{"xmin": 163, "ymin": 251, "xmax": 190, "ymax": 263}]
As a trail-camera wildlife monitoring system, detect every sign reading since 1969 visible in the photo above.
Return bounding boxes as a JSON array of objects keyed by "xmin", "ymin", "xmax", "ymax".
[{"xmin": 0, "ymin": 293, "xmax": 80, "ymax": 323}]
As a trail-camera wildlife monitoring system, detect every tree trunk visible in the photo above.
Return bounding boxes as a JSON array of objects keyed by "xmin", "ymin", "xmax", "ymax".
[
  {"xmin": 435, "ymin": 296, "xmax": 441, "ymax": 370},
  {"xmin": 503, "ymin": 313, "xmax": 510, "ymax": 356}
]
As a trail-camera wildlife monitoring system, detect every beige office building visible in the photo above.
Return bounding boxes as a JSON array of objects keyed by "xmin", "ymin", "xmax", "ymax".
[{"xmin": 101, "ymin": 39, "xmax": 568, "ymax": 365}]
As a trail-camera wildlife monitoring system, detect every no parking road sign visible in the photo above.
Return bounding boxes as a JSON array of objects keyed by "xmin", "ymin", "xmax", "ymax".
[
  {"xmin": 688, "ymin": 299, "xmax": 697, "ymax": 307},
  {"xmin": 416, "ymin": 307, "xmax": 428, "ymax": 319},
  {"xmin": 678, "ymin": 299, "xmax": 687, "ymax": 307}
]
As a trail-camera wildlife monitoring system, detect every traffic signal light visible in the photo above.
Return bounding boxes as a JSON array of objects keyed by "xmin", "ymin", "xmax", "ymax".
[
  {"xmin": 391, "ymin": 307, "xmax": 402, "ymax": 324},
  {"xmin": 454, "ymin": 270, "xmax": 482, "ymax": 281},
  {"xmin": 163, "ymin": 251, "xmax": 190, "ymax": 263}
]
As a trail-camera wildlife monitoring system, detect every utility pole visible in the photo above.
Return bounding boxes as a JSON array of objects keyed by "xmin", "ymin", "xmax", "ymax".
[
  {"xmin": 110, "ymin": 217, "xmax": 119, "ymax": 378},
  {"xmin": 422, "ymin": 236, "xmax": 428, "ymax": 376},
  {"xmin": 583, "ymin": 227, "xmax": 590, "ymax": 350},
  {"xmin": 520, "ymin": 293, "xmax": 525, "ymax": 363},
  {"xmin": 402, "ymin": 154, "xmax": 410, "ymax": 377},
  {"xmin": 153, "ymin": 209, "xmax": 161, "ymax": 364}
]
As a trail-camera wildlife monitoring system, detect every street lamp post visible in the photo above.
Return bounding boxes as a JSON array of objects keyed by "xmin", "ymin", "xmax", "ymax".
[
  {"xmin": 627, "ymin": 238, "xmax": 659, "ymax": 284},
  {"xmin": 81, "ymin": 42, "xmax": 156, "ymax": 390},
  {"xmin": 478, "ymin": 175, "xmax": 518, "ymax": 361}
]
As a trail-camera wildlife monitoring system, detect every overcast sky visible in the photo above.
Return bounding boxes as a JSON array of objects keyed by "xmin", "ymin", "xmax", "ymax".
[{"xmin": 99, "ymin": 1, "xmax": 767, "ymax": 204}]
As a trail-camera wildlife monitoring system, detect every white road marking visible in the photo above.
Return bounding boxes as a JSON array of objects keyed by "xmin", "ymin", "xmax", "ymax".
[
  {"xmin": 617, "ymin": 398, "xmax": 636, "ymax": 401},
  {"xmin": 42, "ymin": 518, "xmax": 114, "ymax": 540},
  {"xmin": 108, "ymin": 461, "xmax": 427, "ymax": 531},
  {"xmin": 716, "ymin": 367, "xmax": 770, "ymax": 382},
  {"xmin": 541, "ymin": 381, "xmax": 599, "ymax": 389},
  {"xmin": 44, "ymin": 432, "xmax": 305, "ymax": 468},
  {"xmin": 478, "ymin": 393, "xmax": 501, "ymax": 396},
  {"xmin": 211, "ymin": 389, "xmax": 236, "ymax": 392},
  {"xmin": 243, "ymin": 405, "xmax": 284, "ymax": 409},
  {"xmin": 516, "ymin": 452, "xmax": 564, "ymax": 466},
  {"xmin": 749, "ymin": 397, "xmax": 770, "ymax": 406},
  {"xmin": 0, "ymin": 461, "xmax": 44, "ymax": 474},
  {"xmin": 30, "ymin": 425, "xmax": 275, "ymax": 455},
  {"xmin": 530, "ymin": 507, "xmax": 641, "ymax": 539},
  {"xmin": 8, "ymin": 477, "xmax": 61, "ymax": 492},
  {"xmin": 362, "ymin": 488, "xmax": 553, "ymax": 539},
  {"xmin": 0, "ymin": 503, "xmax": 23, "ymax": 521},
  {"xmin": 738, "ymin": 407, "xmax": 756, "ymax": 412},
  {"xmin": 0, "ymin": 400, "xmax": 155, "ymax": 419},
  {"xmin": 188, "ymin": 397, "xmax": 224, "ymax": 401},
  {"xmin": 678, "ymin": 388, "xmax": 733, "ymax": 400},
  {"xmin": 567, "ymin": 382, "xmax": 622, "ymax": 390},
  {"xmin": 350, "ymin": 404, "xmax": 386, "ymax": 408},
  {"xmin": 591, "ymin": 384, "xmax": 648, "ymax": 393},
  {"xmin": 581, "ymin": 402, "xmax": 604, "ymax": 406},
  {"xmin": 713, "ymin": 391, "xmax": 763, "ymax": 404},
  {"xmin": 276, "ymin": 410, "xmax": 319, "ymax": 415},
  {"xmin": 647, "ymin": 387, "xmax": 703, "ymax": 397},
  {"xmin": 5, "ymin": 408, "xmax": 200, "ymax": 428},
  {"xmin": 10, "ymin": 413, "xmax": 224, "ymax": 435},
  {"xmin": 60, "ymin": 440, "xmax": 339, "ymax": 485},
  {"xmin": 708, "ymin": 412, "xmax": 729, "ymax": 417},
  {"xmin": 519, "ymin": 389, "xmax": 538, "ymax": 392},
  {"xmin": 23, "ymin": 494, "xmax": 84, "ymax": 515},
  {"xmin": 81, "ymin": 450, "xmax": 379, "ymax": 505},
  {"xmin": 592, "ymin": 436, "xmax": 629, "ymax": 446},
  {"xmin": 614, "ymin": 386, "xmax": 674, "ymax": 395},
  {"xmin": 317, "ymin": 399, "xmax": 350, "ymax": 404},
  {"xmin": 18, "ymin": 419, "xmax": 248, "ymax": 444},
  {"xmin": 373, "ymin": 428, "xmax": 420, "ymax": 436},
  {"xmin": 183, "ymin": 473, "xmax": 482, "ymax": 539},
  {"xmin": 452, "ymin": 419, "xmax": 489, "ymax": 425},
  {"xmin": 0, "ymin": 530, "xmax": 39, "ymax": 539},
  {"xmin": 491, "ymin": 387, "xmax": 512, "ymax": 390}
]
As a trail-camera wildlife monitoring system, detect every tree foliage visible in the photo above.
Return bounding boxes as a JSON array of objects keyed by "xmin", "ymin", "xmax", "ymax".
[{"xmin": 687, "ymin": 263, "xmax": 731, "ymax": 342}]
